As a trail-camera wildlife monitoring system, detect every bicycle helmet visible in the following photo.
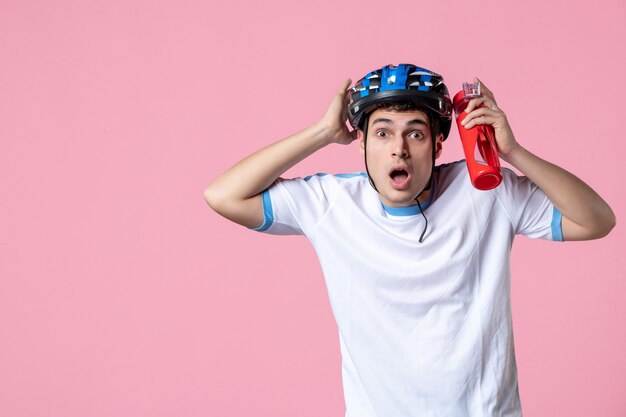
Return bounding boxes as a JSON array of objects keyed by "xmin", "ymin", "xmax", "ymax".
[{"xmin": 348, "ymin": 64, "xmax": 453, "ymax": 139}]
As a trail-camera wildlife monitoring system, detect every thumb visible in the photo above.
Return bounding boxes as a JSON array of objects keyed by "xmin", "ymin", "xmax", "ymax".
[{"xmin": 337, "ymin": 78, "xmax": 352, "ymax": 96}]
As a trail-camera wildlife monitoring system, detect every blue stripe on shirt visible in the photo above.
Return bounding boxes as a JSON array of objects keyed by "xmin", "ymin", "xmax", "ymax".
[
  {"xmin": 551, "ymin": 206, "xmax": 564, "ymax": 241},
  {"xmin": 250, "ymin": 189, "xmax": 274, "ymax": 231}
]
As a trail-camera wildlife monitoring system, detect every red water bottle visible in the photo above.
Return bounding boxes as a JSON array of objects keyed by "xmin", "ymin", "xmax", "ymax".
[{"xmin": 453, "ymin": 82, "xmax": 502, "ymax": 190}]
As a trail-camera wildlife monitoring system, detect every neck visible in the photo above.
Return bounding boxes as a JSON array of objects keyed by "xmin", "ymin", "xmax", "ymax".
[{"xmin": 415, "ymin": 187, "xmax": 432, "ymax": 205}]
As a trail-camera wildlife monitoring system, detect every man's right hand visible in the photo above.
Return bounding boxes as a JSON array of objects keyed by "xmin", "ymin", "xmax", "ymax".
[{"xmin": 317, "ymin": 79, "xmax": 358, "ymax": 146}]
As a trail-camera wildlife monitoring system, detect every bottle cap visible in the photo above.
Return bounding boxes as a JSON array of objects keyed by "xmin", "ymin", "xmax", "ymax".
[
  {"xmin": 462, "ymin": 81, "xmax": 481, "ymax": 98},
  {"xmin": 453, "ymin": 81, "xmax": 483, "ymax": 115}
]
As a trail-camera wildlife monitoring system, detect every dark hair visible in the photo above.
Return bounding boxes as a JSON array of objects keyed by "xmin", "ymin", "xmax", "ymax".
[{"xmin": 361, "ymin": 101, "xmax": 441, "ymax": 139}]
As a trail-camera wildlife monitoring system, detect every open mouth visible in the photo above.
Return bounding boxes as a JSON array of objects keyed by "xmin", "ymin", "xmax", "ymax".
[{"xmin": 389, "ymin": 168, "xmax": 410, "ymax": 189}]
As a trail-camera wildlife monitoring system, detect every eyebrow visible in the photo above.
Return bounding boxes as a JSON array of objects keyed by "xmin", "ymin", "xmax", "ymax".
[{"xmin": 370, "ymin": 117, "xmax": 428, "ymax": 127}]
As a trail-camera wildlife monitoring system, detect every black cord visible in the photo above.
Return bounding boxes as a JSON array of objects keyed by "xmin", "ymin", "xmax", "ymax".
[
  {"xmin": 416, "ymin": 198, "xmax": 428, "ymax": 243},
  {"xmin": 362, "ymin": 115, "xmax": 379, "ymax": 192}
]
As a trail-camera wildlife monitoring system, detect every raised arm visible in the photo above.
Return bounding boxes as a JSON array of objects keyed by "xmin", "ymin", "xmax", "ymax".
[
  {"xmin": 462, "ymin": 79, "xmax": 616, "ymax": 241},
  {"xmin": 204, "ymin": 79, "xmax": 357, "ymax": 228}
]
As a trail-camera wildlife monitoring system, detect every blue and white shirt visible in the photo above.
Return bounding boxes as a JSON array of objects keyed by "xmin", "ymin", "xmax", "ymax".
[{"xmin": 254, "ymin": 160, "xmax": 562, "ymax": 417}]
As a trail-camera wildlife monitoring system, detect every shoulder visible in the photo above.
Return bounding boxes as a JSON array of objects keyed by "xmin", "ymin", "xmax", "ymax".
[
  {"xmin": 302, "ymin": 172, "xmax": 369, "ymax": 183},
  {"xmin": 434, "ymin": 160, "xmax": 467, "ymax": 177},
  {"xmin": 497, "ymin": 167, "xmax": 535, "ymax": 196},
  {"xmin": 433, "ymin": 160, "xmax": 470, "ymax": 192},
  {"xmin": 270, "ymin": 171, "xmax": 370, "ymax": 202},
  {"xmin": 283, "ymin": 171, "xmax": 369, "ymax": 192},
  {"xmin": 434, "ymin": 160, "xmax": 527, "ymax": 192}
]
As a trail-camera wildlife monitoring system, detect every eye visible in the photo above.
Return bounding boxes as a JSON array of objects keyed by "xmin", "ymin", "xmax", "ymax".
[
  {"xmin": 408, "ymin": 130, "xmax": 425, "ymax": 140},
  {"xmin": 375, "ymin": 130, "xmax": 389, "ymax": 138}
]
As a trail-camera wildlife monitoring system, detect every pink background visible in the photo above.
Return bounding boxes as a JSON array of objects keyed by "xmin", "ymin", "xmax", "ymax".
[{"xmin": 1, "ymin": 0, "xmax": 625, "ymax": 416}]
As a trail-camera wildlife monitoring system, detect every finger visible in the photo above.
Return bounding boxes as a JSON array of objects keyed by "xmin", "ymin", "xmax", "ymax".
[
  {"xmin": 464, "ymin": 97, "xmax": 484, "ymax": 113},
  {"xmin": 462, "ymin": 108, "xmax": 504, "ymax": 129},
  {"xmin": 461, "ymin": 107, "xmax": 499, "ymax": 126},
  {"xmin": 344, "ymin": 87, "xmax": 352, "ymax": 104},
  {"xmin": 342, "ymin": 79, "xmax": 354, "ymax": 105},
  {"xmin": 339, "ymin": 78, "xmax": 352, "ymax": 94},
  {"xmin": 465, "ymin": 106, "xmax": 500, "ymax": 119},
  {"xmin": 481, "ymin": 97, "xmax": 499, "ymax": 111},
  {"xmin": 342, "ymin": 106, "xmax": 355, "ymax": 130},
  {"xmin": 341, "ymin": 80, "xmax": 353, "ymax": 121},
  {"xmin": 464, "ymin": 96, "xmax": 499, "ymax": 113},
  {"xmin": 473, "ymin": 77, "xmax": 498, "ymax": 105},
  {"xmin": 462, "ymin": 114, "xmax": 498, "ymax": 129},
  {"xmin": 473, "ymin": 77, "xmax": 492, "ymax": 95}
]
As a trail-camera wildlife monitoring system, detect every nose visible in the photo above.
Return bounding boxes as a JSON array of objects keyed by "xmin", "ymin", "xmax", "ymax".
[{"xmin": 391, "ymin": 136, "xmax": 409, "ymax": 159}]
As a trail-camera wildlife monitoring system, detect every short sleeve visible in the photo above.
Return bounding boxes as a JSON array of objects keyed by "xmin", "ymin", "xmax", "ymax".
[
  {"xmin": 250, "ymin": 174, "xmax": 336, "ymax": 235},
  {"xmin": 495, "ymin": 168, "xmax": 564, "ymax": 241}
]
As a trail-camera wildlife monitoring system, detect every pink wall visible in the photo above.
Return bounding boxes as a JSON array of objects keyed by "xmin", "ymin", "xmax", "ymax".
[{"xmin": 1, "ymin": 0, "xmax": 624, "ymax": 416}]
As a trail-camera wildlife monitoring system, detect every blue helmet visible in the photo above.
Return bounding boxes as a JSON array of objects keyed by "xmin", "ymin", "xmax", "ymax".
[{"xmin": 348, "ymin": 64, "xmax": 453, "ymax": 139}]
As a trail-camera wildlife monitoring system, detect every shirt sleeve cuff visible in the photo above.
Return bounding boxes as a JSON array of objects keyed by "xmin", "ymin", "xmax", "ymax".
[
  {"xmin": 249, "ymin": 189, "xmax": 274, "ymax": 232},
  {"xmin": 551, "ymin": 206, "xmax": 564, "ymax": 242}
]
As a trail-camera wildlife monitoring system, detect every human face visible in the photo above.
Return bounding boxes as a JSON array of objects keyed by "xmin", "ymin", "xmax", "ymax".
[{"xmin": 358, "ymin": 108, "xmax": 443, "ymax": 207}]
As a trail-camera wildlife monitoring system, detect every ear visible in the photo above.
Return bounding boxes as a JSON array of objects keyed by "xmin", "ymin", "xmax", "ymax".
[
  {"xmin": 357, "ymin": 129, "xmax": 365, "ymax": 155},
  {"xmin": 434, "ymin": 133, "xmax": 444, "ymax": 159}
]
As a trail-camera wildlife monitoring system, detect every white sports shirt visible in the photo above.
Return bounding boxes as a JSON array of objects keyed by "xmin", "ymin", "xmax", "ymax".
[{"xmin": 253, "ymin": 160, "xmax": 563, "ymax": 417}]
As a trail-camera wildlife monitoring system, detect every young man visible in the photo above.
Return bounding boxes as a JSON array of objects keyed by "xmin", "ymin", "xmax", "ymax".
[{"xmin": 204, "ymin": 64, "xmax": 615, "ymax": 417}]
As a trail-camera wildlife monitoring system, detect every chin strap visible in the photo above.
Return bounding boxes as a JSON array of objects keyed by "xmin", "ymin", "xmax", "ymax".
[
  {"xmin": 362, "ymin": 115, "xmax": 379, "ymax": 193},
  {"xmin": 416, "ymin": 198, "xmax": 428, "ymax": 243},
  {"xmin": 362, "ymin": 114, "xmax": 436, "ymax": 243},
  {"xmin": 416, "ymin": 130, "xmax": 438, "ymax": 243}
]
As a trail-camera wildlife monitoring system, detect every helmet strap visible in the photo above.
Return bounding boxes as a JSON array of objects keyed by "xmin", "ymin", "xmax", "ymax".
[
  {"xmin": 415, "ymin": 140, "xmax": 436, "ymax": 243},
  {"xmin": 362, "ymin": 114, "xmax": 380, "ymax": 193}
]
